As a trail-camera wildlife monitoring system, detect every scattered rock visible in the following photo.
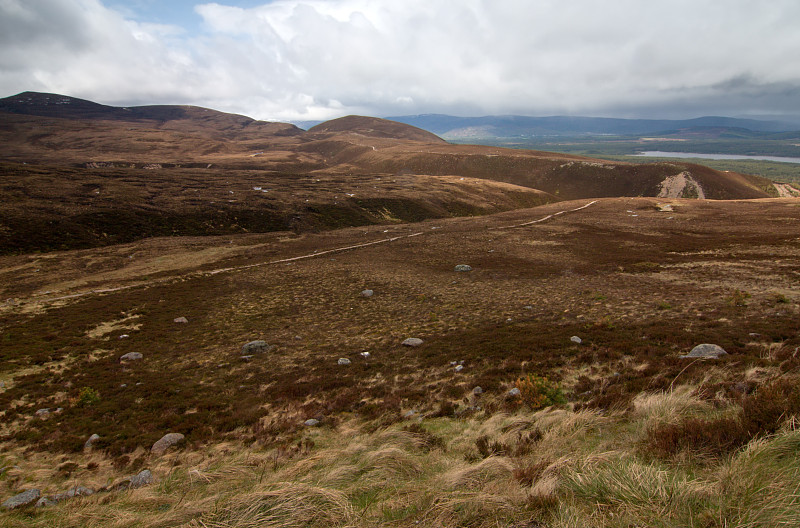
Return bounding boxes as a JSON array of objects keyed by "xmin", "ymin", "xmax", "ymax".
[
  {"xmin": 36, "ymin": 486, "xmax": 95, "ymax": 507},
  {"xmin": 151, "ymin": 433, "xmax": 184, "ymax": 455},
  {"xmin": 241, "ymin": 340, "xmax": 274, "ymax": 355},
  {"xmin": 360, "ymin": 351, "xmax": 371, "ymax": 358},
  {"xmin": 84, "ymin": 434, "xmax": 100, "ymax": 450},
  {"xmin": 473, "ymin": 386, "xmax": 483, "ymax": 395},
  {"xmin": 360, "ymin": 289, "xmax": 374, "ymax": 297},
  {"xmin": 454, "ymin": 264, "xmax": 472, "ymax": 272},
  {"xmin": 402, "ymin": 410, "xmax": 417, "ymax": 418},
  {"xmin": 35, "ymin": 408, "xmax": 50, "ymax": 417},
  {"xmin": 454, "ymin": 365, "xmax": 464, "ymax": 372},
  {"xmin": 507, "ymin": 387, "xmax": 521, "ymax": 397},
  {"xmin": 681, "ymin": 343, "xmax": 728, "ymax": 359},
  {"xmin": 110, "ymin": 469, "xmax": 153, "ymax": 491},
  {"xmin": 304, "ymin": 418, "xmax": 320, "ymax": 427},
  {"xmin": 35, "ymin": 497, "xmax": 57, "ymax": 508},
  {"xmin": 119, "ymin": 334, "xmax": 129, "ymax": 339},
  {"xmin": 119, "ymin": 352, "xmax": 143, "ymax": 362},
  {"xmin": 173, "ymin": 317, "xmax": 188, "ymax": 324},
  {"xmin": 402, "ymin": 338, "xmax": 424, "ymax": 347},
  {"xmin": 337, "ymin": 358, "xmax": 351, "ymax": 365},
  {"xmin": 570, "ymin": 336, "xmax": 582, "ymax": 344},
  {"xmin": 2, "ymin": 489, "xmax": 40, "ymax": 510}
]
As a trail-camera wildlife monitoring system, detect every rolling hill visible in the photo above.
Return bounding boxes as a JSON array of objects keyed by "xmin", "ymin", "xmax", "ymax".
[{"xmin": 1, "ymin": 92, "xmax": 800, "ymax": 527}]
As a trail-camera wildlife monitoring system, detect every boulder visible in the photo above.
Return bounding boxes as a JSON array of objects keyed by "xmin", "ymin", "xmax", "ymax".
[
  {"xmin": 360, "ymin": 289, "xmax": 374, "ymax": 297},
  {"xmin": 507, "ymin": 387, "xmax": 521, "ymax": 397},
  {"xmin": 84, "ymin": 434, "xmax": 100, "ymax": 450},
  {"xmin": 681, "ymin": 343, "xmax": 728, "ymax": 359},
  {"xmin": 304, "ymin": 419, "xmax": 320, "ymax": 427},
  {"xmin": 35, "ymin": 408, "xmax": 50, "ymax": 417},
  {"xmin": 241, "ymin": 340, "xmax": 274, "ymax": 355},
  {"xmin": 173, "ymin": 317, "xmax": 189, "ymax": 324},
  {"xmin": 473, "ymin": 386, "xmax": 483, "ymax": 395},
  {"xmin": 2, "ymin": 489, "xmax": 40, "ymax": 510},
  {"xmin": 337, "ymin": 358, "xmax": 351, "ymax": 365},
  {"xmin": 570, "ymin": 336, "xmax": 582, "ymax": 344},
  {"xmin": 402, "ymin": 338, "xmax": 424, "ymax": 347},
  {"xmin": 110, "ymin": 469, "xmax": 153, "ymax": 491},
  {"xmin": 454, "ymin": 264, "xmax": 472, "ymax": 272},
  {"xmin": 119, "ymin": 352, "xmax": 143, "ymax": 362},
  {"xmin": 151, "ymin": 433, "xmax": 184, "ymax": 455}
]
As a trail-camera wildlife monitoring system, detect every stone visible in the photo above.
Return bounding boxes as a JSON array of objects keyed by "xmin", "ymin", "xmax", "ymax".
[
  {"xmin": 36, "ymin": 486, "xmax": 95, "ymax": 507},
  {"xmin": 111, "ymin": 469, "xmax": 153, "ymax": 491},
  {"xmin": 454, "ymin": 365, "xmax": 464, "ymax": 372},
  {"xmin": 454, "ymin": 264, "xmax": 472, "ymax": 272},
  {"xmin": 84, "ymin": 434, "xmax": 100, "ymax": 450},
  {"xmin": 119, "ymin": 352, "xmax": 143, "ymax": 362},
  {"xmin": 507, "ymin": 387, "xmax": 521, "ymax": 397},
  {"xmin": 473, "ymin": 386, "xmax": 483, "ymax": 395},
  {"xmin": 360, "ymin": 352, "xmax": 371, "ymax": 358},
  {"xmin": 570, "ymin": 336, "xmax": 582, "ymax": 344},
  {"xmin": 241, "ymin": 340, "xmax": 274, "ymax": 355},
  {"xmin": 35, "ymin": 408, "xmax": 50, "ymax": 417},
  {"xmin": 173, "ymin": 317, "xmax": 188, "ymax": 323},
  {"xmin": 337, "ymin": 358, "xmax": 351, "ymax": 365},
  {"xmin": 35, "ymin": 497, "xmax": 57, "ymax": 508},
  {"xmin": 2, "ymin": 489, "xmax": 40, "ymax": 510},
  {"xmin": 402, "ymin": 338, "xmax": 423, "ymax": 347},
  {"xmin": 58, "ymin": 486, "xmax": 94, "ymax": 500},
  {"xmin": 681, "ymin": 343, "xmax": 728, "ymax": 359},
  {"xmin": 304, "ymin": 419, "xmax": 320, "ymax": 427},
  {"xmin": 151, "ymin": 433, "xmax": 184, "ymax": 455},
  {"xmin": 127, "ymin": 470, "xmax": 153, "ymax": 489},
  {"xmin": 360, "ymin": 289, "xmax": 374, "ymax": 297}
]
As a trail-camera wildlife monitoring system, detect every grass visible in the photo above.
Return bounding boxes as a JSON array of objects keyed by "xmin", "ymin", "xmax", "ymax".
[{"xmin": 4, "ymin": 387, "xmax": 800, "ymax": 527}]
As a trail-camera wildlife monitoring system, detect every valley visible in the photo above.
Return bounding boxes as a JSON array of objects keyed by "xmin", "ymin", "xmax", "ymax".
[{"xmin": 1, "ymin": 92, "xmax": 800, "ymax": 527}]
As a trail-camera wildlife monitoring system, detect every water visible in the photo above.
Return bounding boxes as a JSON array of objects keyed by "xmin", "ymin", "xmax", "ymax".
[{"xmin": 634, "ymin": 151, "xmax": 800, "ymax": 164}]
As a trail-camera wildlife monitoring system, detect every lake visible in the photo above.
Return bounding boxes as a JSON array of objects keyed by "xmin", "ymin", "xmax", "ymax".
[{"xmin": 634, "ymin": 151, "xmax": 800, "ymax": 164}]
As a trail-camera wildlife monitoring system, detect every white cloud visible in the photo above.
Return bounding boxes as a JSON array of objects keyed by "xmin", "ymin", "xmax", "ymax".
[{"xmin": 1, "ymin": 0, "xmax": 800, "ymax": 120}]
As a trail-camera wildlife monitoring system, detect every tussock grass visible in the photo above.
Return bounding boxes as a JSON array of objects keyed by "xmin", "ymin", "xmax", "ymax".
[
  {"xmin": 5, "ymin": 400, "xmax": 800, "ymax": 527},
  {"xmin": 188, "ymin": 483, "xmax": 356, "ymax": 528}
]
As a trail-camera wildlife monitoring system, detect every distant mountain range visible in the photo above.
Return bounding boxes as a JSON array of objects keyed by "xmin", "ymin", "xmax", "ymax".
[{"xmin": 296, "ymin": 114, "xmax": 800, "ymax": 140}]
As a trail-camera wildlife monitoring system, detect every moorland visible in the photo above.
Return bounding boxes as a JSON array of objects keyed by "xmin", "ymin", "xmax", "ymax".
[{"xmin": 1, "ymin": 92, "xmax": 800, "ymax": 527}]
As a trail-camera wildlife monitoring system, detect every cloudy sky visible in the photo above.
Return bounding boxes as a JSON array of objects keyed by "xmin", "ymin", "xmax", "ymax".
[{"xmin": 2, "ymin": 0, "xmax": 799, "ymax": 122}]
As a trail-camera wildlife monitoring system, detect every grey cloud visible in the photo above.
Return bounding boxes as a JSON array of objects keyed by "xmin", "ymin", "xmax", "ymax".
[{"xmin": 1, "ymin": 0, "xmax": 800, "ymax": 121}]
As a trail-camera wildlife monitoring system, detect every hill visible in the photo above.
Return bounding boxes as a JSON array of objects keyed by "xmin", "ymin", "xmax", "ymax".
[
  {"xmin": 0, "ymin": 91, "xmax": 796, "ymax": 257},
  {"xmin": 2, "ymin": 92, "xmax": 800, "ymax": 526},
  {"xmin": 385, "ymin": 113, "xmax": 800, "ymax": 139},
  {"xmin": 307, "ymin": 115, "xmax": 446, "ymax": 143}
]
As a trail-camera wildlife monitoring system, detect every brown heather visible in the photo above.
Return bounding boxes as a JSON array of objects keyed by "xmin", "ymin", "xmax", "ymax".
[{"xmin": 2, "ymin": 94, "xmax": 800, "ymax": 526}]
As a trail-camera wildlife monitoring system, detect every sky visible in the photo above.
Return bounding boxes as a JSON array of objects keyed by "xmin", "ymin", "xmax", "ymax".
[{"xmin": 1, "ymin": 0, "xmax": 800, "ymax": 122}]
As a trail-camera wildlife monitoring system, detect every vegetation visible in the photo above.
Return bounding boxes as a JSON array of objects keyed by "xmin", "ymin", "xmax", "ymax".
[{"xmin": 452, "ymin": 137, "xmax": 800, "ymax": 183}]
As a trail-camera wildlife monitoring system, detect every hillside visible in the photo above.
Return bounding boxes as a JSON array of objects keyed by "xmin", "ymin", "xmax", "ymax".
[
  {"xmin": 1, "ymin": 196, "xmax": 799, "ymax": 526},
  {"xmin": 2, "ymin": 92, "xmax": 800, "ymax": 526},
  {"xmin": 2, "ymin": 92, "xmax": 795, "ymax": 256}
]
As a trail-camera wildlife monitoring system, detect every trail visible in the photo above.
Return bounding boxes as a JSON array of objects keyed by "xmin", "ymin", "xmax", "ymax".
[
  {"xmin": 4, "ymin": 200, "xmax": 597, "ymax": 311},
  {"xmin": 3, "ymin": 232, "xmax": 425, "ymax": 310},
  {"xmin": 496, "ymin": 200, "xmax": 597, "ymax": 229}
]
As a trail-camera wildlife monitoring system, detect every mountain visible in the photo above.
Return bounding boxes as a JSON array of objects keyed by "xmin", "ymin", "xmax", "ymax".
[
  {"xmin": 1, "ymin": 91, "xmax": 796, "ymax": 254},
  {"xmin": 307, "ymin": 115, "xmax": 445, "ymax": 143},
  {"xmin": 385, "ymin": 114, "xmax": 799, "ymax": 139}
]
